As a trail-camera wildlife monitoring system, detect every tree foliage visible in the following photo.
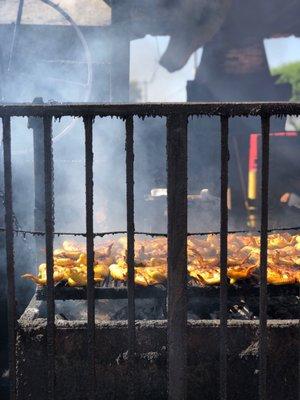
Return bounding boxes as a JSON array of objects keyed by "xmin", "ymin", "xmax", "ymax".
[{"xmin": 271, "ymin": 62, "xmax": 300, "ymax": 101}]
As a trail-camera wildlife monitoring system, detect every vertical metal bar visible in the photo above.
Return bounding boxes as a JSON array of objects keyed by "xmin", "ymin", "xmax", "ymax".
[
  {"xmin": 126, "ymin": 116, "xmax": 135, "ymax": 399},
  {"xmin": 84, "ymin": 116, "xmax": 95, "ymax": 400},
  {"xmin": 259, "ymin": 115, "xmax": 270, "ymax": 400},
  {"xmin": 220, "ymin": 115, "xmax": 229, "ymax": 400},
  {"xmin": 28, "ymin": 98, "xmax": 45, "ymax": 266},
  {"xmin": 167, "ymin": 114, "xmax": 188, "ymax": 400},
  {"xmin": 2, "ymin": 116, "xmax": 16, "ymax": 400},
  {"xmin": 43, "ymin": 115, "xmax": 55, "ymax": 400}
]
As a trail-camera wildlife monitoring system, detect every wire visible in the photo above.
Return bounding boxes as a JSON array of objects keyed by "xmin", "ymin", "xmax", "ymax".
[
  {"xmin": 40, "ymin": 0, "xmax": 93, "ymax": 143},
  {"xmin": 0, "ymin": 226, "xmax": 299, "ymax": 238},
  {"xmin": 3, "ymin": 0, "xmax": 94, "ymax": 147},
  {"xmin": 7, "ymin": 0, "xmax": 25, "ymax": 72}
]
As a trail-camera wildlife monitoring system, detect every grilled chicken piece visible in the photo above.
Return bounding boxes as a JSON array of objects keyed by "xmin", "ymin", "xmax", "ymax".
[
  {"xmin": 109, "ymin": 261, "xmax": 127, "ymax": 282},
  {"xmin": 22, "ymin": 233, "xmax": 300, "ymax": 287},
  {"xmin": 267, "ymin": 267, "xmax": 296, "ymax": 285}
]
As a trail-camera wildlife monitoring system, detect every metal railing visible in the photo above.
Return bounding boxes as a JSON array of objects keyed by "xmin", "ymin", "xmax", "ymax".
[{"xmin": 1, "ymin": 102, "xmax": 300, "ymax": 400}]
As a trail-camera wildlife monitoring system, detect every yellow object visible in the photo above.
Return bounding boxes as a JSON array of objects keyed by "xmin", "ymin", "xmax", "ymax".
[{"xmin": 248, "ymin": 170, "xmax": 257, "ymax": 200}]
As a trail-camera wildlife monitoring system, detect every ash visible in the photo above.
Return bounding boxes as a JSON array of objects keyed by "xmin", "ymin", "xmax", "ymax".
[
  {"xmin": 50, "ymin": 294, "xmax": 299, "ymax": 321},
  {"xmin": 54, "ymin": 298, "xmax": 166, "ymax": 321}
]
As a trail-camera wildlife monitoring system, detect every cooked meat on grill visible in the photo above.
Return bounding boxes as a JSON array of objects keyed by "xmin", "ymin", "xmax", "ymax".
[
  {"xmin": 23, "ymin": 262, "xmax": 110, "ymax": 287},
  {"xmin": 22, "ymin": 234, "xmax": 300, "ymax": 287}
]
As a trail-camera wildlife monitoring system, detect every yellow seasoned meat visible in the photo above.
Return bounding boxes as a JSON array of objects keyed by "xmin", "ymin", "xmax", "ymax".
[
  {"xmin": 94, "ymin": 264, "xmax": 109, "ymax": 281},
  {"xmin": 76, "ymin": 253, "xmax": 87, "ymax": 266},
  {"xmin": 54, "ymin": 257, "xmax": 75, "ymax": 267},
  {"xmin": 53, "ymin": 249, "xmax": 81, "ymax": 260},
  {"xmin": 227, "ymin": 264, "xmax": 257, "ymax": 282},
  {"xmin": 109, "ymin": 262, "xmax": 127, "ymax": 282},
  {"xmin": 22, "ymin": 234, "xmax": 300, "ymax": 287},
  {"xmin": 188, "ymin": 265, "xmax": 220, "ymax": 285},
  {"xmin": 23, "ymin": 261, "xmax": 110, "ymax": 286},
  {"xmin": 267, "ymin": 268, "xmax": 296, "ymax": 285}
]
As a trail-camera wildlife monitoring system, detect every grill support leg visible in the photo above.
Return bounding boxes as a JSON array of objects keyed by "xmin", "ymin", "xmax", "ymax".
[
  {"xmin": 259, "ymin": 115, "xmax": 270, "ymax": 400},
  {"xmin": 220, "ymin": 115, "xmax": 229, "ymax": 400},
  {"xmin": 43, "ymin": 116, "xmax": 55, "ymax": 400},
  {"xmin": 126, "ymin": 116, "xmax": 136, "ymax": 399},
  {"xmin": 3, "ymin": 116, "xmax": 16, "ymax": 400},
  {"xmin": 167, "ymin": 114, "xmax": 188, "ymax": 400},
  {"xmin": 84, "ymin": 116, "xmax": 96, "ymax": 400}
]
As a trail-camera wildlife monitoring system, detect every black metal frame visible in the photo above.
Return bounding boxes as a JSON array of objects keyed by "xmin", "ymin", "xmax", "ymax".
[{"xmin": 2, "ymin": 102, "xmax": 300, "ymax": 400}]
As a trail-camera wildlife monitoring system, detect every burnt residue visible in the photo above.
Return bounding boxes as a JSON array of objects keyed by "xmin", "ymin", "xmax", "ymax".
[
  {"xmin": 0, "ymin": 102, "xmax": 300, "ymax": 119},
  {"xmin": 16, "ymin": 318, "xmax": 299, "ymax": 400}
]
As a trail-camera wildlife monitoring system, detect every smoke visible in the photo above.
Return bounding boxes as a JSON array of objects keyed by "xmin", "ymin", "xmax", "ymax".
[
  {"xmin": 0, "ymin": 6, "xmax": 108, "ymax": 339},
  {"xmin": 0, "ymin": 6, "xmax": 172, "ymax": 318},
  {"xmin": 0, "ymin": 1, "xmax": 299, "ymax": 327}
]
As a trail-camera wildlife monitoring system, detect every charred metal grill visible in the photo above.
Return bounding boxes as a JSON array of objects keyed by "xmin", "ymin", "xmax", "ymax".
[
  {"xmin": 2, "ymin": 102, "xmax": 300, "ymax": 400},
  {"xmin": 35, "ymin": 281, "xmax": 299, "ymax": 300}
]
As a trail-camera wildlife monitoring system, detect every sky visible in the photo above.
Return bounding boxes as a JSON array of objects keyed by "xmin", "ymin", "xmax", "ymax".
[{"xmin": 130, "ymin": 35, "xmax": 300, "ymax": 102}]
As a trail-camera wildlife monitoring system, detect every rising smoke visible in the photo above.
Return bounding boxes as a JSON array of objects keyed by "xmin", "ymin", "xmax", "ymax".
[
  {"xmin": 0, "ymin": 0, "xmax": 299, "ymax": 330},
  {"xmin": 0, "ymin": 1, "xmax": 169, "ymax": 322}
]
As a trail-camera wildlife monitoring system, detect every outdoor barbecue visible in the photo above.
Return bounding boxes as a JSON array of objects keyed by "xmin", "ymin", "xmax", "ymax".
[{"xmin": 0, "ymin": 1, "xmax": 300, "ymax": 400}]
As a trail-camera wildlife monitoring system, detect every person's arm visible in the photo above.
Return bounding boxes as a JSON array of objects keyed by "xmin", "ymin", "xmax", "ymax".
[{"xmin": 280, "ymin": 192, "xmax": 300, "ymax": 209}]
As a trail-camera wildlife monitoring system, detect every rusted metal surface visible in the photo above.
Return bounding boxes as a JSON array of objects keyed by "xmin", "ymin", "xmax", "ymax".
[
  {"xmin": 0, "ymin": 102, "xmax": 300, "ymax": 118},
  {"xmin": 43, "ymin": 116, "xmax": 55, "ymax": 400},
  {"xmin": 220, "ymin": 115, "xmax": 229, "ymax": 400},
  {"xmin": 125, "ymin": 116, "xmax": 136, "ymax": 399},
  {"xmin": 259, "ymin": 116, "xmax": 270, "ymax": 400},
  {"xmin": 2, "ymin": 116, "xmax": 16, "ymax": 400},
  {"xmin": 167, "ymin": 114, "xmax": 188, "ymax": 400},
  {"xmin": 84, "ymin": 116, "xmax": 95, "ymax": 400}
]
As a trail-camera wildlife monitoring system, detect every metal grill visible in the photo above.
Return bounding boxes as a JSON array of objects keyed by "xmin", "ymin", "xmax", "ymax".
[{"xmin": 1, "ymin": 102, "xmax": 300, "ymax": 400}]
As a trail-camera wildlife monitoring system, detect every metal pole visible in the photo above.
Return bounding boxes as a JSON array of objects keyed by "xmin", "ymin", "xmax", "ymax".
[
  {"xmin": 84, "ymin": 116, "xmax": 95, "ymax": 400},
  {"xmin": 220, "ymin": 115, "xmax": 229, "ymax": 400},
  {"xmin": 3, "ymin": 116, "xmax": 16, "ymax": 400},
  {"xmin": 259, "ymin": 115, "xmax": 270, "ymax": 400},
  {"xmin": 126, "ymin": 116, "xmax": 135, "ymax": 399},
  {"xmin": 28, "ymin": 97, "xmax": 45, "ymax": 266},
  {"xmin": 43, "ymin": 115, "xmax": 55, "ymax": 400},
  {"xmin": 167, "ymin": 113, "xmax": 188, "ymax": 400}
]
